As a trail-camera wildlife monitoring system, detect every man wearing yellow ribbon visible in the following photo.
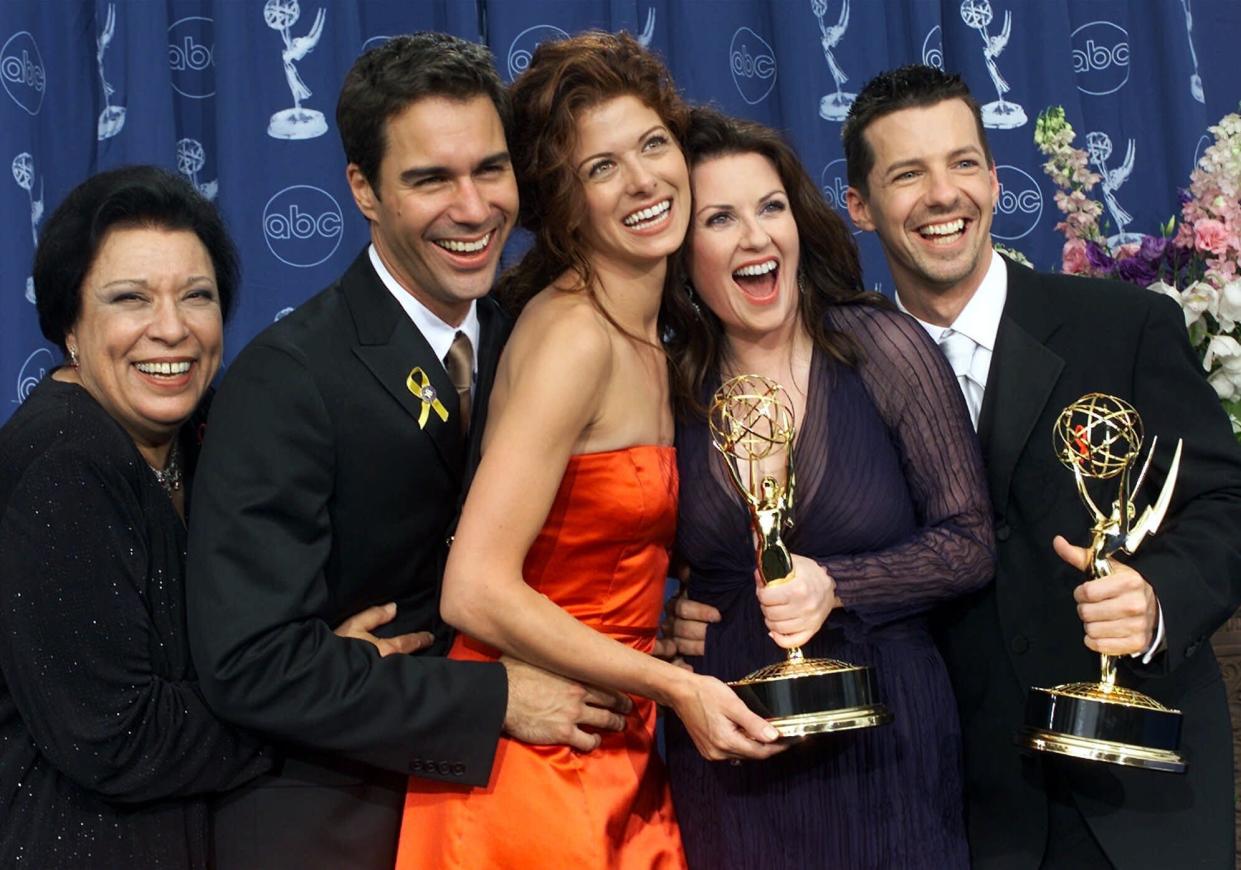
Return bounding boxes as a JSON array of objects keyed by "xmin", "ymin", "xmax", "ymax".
[{"xmin": 186, "ymin": 34, "xmax": 629, "ymax": 870}]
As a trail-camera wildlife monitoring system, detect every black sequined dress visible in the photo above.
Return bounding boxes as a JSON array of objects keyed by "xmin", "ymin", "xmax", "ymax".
[
  {"xmin": 0, "ymin": 377, "xmax": 270, "ymax": 868},
  {"xmin": 666, "ymin": 305, "xmax": 995, "ymax": 869}
]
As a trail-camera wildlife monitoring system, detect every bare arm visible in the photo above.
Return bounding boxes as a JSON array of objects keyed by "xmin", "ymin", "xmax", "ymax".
[{"xmin": 442, "ymin": 305, "xmax": 781, "ymax": 760}]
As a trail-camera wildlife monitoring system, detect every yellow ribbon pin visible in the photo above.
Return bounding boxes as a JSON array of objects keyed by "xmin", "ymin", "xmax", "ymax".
[{"xmin": 406, "ymin": 366, "xmax": 449, "ymax": 429}]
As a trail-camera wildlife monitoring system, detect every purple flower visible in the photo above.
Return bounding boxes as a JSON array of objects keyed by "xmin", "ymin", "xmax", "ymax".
[
  {"xmin": 1139, "ymin": 234, "xmax": 1168, "ymax": 263},
  {"xmin": 1085, "ymin": 240, "xmax": 1115, "ymax": 273},
  {"xmin": 1117, "ymin": 255, "xmax": 1158, "ymax": 287},
  {"xmin": 1166, "ymin": 240, "xmax": 1194, "ymax": 271}
]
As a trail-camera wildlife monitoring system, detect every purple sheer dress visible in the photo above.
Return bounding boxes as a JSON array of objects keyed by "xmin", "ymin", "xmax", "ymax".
[{"xmin": 666, "ymin": 304, "xmax": 994, "ymax": 870}]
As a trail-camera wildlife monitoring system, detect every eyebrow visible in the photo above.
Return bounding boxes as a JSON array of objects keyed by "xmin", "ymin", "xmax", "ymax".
[
  {"xmin": 96, "ymin": 276, "xmax": 215, "ymax": 291},
  {"xmin": 695, "ymin": 189, "xmax": 784, "ymax": 219},
  {"xmin": 398, "ymin": 150, "xmax": 511, "ymax": 185},
  {"xmin": 576, "ymin": 125, "xmax": 665, "ymax": 173}
]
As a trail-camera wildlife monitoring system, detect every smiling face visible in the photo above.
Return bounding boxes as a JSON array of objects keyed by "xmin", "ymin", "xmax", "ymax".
[
  {"xmin": 688, "ymin": 152, "xmax": 801, "ymax": 343},
  {"xmin": 846, "ymin": 97, "xmax": 998, "ymax": 310},
  {"xmin": 572, "ymin": 94, "xmax": 691, "ymax": 273},
  {"xmin": 64, "ymin": 226, "xmax": 223, "ymax": 450},
  {"xmin": 347, "ymin": 93, "xmax": 518, "ymax": 325}
]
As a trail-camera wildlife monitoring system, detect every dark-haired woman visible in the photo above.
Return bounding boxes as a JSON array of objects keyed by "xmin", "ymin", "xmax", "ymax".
[
  {"xmin": 397, "ymin": 34, "xmax": 784, "ymax": 869},
  {"xmin": 663, "ymin": 108, "xmax": 994, "ymax": 869},
  {"xmin": 0, "ymin": 166, "xmax": 420, "ymax": 868}
]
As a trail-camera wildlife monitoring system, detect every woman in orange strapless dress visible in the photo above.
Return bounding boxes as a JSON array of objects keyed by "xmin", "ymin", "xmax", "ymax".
[{"xmin": 396, "ymin": 33, "xmax": 782, "ymax": 869}]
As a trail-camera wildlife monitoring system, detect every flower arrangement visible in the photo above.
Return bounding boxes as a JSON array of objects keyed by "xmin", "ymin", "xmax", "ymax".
[{"xmin": 1034, "ymin": 105, "xmax": 1241, "ymax": 436}]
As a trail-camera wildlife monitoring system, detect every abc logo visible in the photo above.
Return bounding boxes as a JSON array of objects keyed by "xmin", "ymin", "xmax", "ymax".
[
  {"xmin": 1071, "ymin": 21, "xmax": 1130, "ymax": 96},
  {"xmin": 729, "ymin": 27, "xmax": 776, "ymax": 106},
  {"xmin": 991, "ymin": 165, "xmax": 1043, "ymax": 241},
  {"xmin": 168, "ymin": 16, "xmax": 215, "ymax": 99},
  {"xmin": 921, "ymin": 25, "xmax": 943, "ymax": 70},
  {"xmin": 1, "ymin": 31, "xmax": 46, "ymax": 115},
  {"xmin": 818, "ymin": 159, "xmax": 860, "ymax": 235},
  {"xmin": 15, "ymin": 347, "xmax": 54, "ymax": 404},
  {"xmin": 262, "ymin": 185, "xmax": 344, "ymax": 268},
  {"xmin": 507, "ymin": 24, "xmax": 570, "ymax": 81}
]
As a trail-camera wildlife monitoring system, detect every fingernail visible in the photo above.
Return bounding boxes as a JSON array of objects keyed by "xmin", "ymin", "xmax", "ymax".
[
  {"xmin": 386, "ymin": 602, "xmax": 397, "ymax": 614},
  {"xmin": 763, "ymin": 727, "xmax": 780, "ymax": 741}
]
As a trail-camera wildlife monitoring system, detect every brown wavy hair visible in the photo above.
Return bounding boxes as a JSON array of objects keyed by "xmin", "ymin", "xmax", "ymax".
[
  {"xmin": 496, "ymin": 31, "xmax": 690, "ymax": 316},
  {"xmin": 665, "ymin": 106, "xmax": 888, "ymax": 417}
]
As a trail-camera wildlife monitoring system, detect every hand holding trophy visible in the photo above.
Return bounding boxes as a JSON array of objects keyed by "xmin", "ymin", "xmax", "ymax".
[
  {"xmin": 1017, "ymin": 392, "xmax": 1186, "ymax": 772},
  {"xmin": 709, "ymin": 374, "xmax": 891, "ymax": 737}
]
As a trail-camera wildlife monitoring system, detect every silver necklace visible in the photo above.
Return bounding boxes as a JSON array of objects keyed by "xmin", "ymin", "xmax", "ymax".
[{"xmin": 149, "ymin": 441, "xmax": 183, "ymax": 494}]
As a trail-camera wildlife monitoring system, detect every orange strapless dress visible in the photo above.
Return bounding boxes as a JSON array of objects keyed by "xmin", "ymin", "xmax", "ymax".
[{"xmin": 396, "ymin": 445, "xmax": 686, "ymax": 869}]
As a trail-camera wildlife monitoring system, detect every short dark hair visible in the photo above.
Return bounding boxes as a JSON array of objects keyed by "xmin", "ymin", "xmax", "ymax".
[
  {"xmin": 842, "ymin": 64, "xmax": 992, "ymax": 195},
  {"xmin": 336, "ymin": 32, "xmax": 509, "ymax": 192},
  {"xmin": 665, "ymin": 106, "xmax": 883, "ymax": 416},
  {"xmin": 33, "ymin": 165, "xmax": 239, "ymax": 354},
  {"xmin": 498, "ymin": 30, "xmax": 690, "ymax": 315}
]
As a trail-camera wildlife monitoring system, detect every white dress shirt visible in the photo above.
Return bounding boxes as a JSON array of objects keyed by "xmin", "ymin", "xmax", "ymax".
[
  {"xmin": 895, "ymin": 248, "xmax": 1165, "ymax": 662},
  {"xmin": 369, "ymin": 244, "xmax": 480, "ymax": 383}
]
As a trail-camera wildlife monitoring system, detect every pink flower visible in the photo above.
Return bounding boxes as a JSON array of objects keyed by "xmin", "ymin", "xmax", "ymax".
[
  {"xmin": 1194, "ymin": 218, "xmax": 1230, "ymax": 256},
  {"xmin": 1114, "ymin": 242, "xmax": 1141, "ymax": 259},
  {"xmin": 1062, "ymin": 239, "xmax": 1091, "ymax": 274}
]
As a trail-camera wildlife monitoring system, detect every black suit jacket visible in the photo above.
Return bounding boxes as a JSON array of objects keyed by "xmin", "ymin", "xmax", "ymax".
[
  {"xmin": 186, "ymin": 250, "xmax": 511, "ymax": 869},
  {"xmin": 936, "ymin": 259, "xmax": 1241, "ymax": 869}
]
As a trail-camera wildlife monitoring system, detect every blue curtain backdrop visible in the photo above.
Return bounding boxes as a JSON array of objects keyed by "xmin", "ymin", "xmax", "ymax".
[{"xmin": 3, "ymin": 0, "xmax": 1239, "ymax": 422}]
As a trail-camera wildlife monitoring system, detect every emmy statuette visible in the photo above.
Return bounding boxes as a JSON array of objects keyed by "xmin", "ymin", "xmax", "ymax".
[
  {"xmin": 1016, "ymin": 393, "xmax": 1186, "ymax": 773},
  {"xmin": 709, "ymin": 375, "xmax": 891, "ymax": 737}
]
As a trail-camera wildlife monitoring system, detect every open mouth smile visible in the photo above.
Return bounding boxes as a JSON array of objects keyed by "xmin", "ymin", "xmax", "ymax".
[
  {"xmin": 622, "ymin": 199, "xmax": 672, "ymax": 231},
  {"xmin": 731, "ymin": 258, "xmax": 780, "ymax": 304},
  {"xmin": 917, "ymin": 217, "xmax": 967, "ymax": 246},
  {"xmin": 433, "ymin": 231, "xmax": 494, "ymax": 256},
  {"xmin": 135, "ymin": 360, "xmax": 192, "ymax": 377}
]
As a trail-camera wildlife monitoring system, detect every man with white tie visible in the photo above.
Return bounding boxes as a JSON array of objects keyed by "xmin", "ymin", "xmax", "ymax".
[
  {"xmin": 840, "ymin": 63, "xmax": 1241, "ymax": 870},
  {"xmin": 186, "ymin": 33, "xmax": 626, "ymax": 869}
]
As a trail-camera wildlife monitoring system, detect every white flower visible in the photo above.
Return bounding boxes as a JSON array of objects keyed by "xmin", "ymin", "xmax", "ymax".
[
  {"xmin": 1217, "ymin": 279, "xmax": 1241, "ymax": 332},
  {"xmin": 1204, "ymin": 333, "xmax": 1241, "ymax": 371},
  {"xmin": 1181, "ymin": 280, "xmax": 1220, "ymax": 328},
  {"xmin": 1148, "ymin": 279, "xmax": 1179, "ymax": 299},
  {"xmin": 1208, "ymin": 361, "xmax": 1241, "ymax": 401}
]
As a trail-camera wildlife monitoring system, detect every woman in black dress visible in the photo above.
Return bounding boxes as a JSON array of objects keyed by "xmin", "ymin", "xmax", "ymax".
[
  {"xmin": 662, "ymin": 108, "xmax": 995, "ymax": 869},
  {"xmin": 0, "ymin": 167, "xmax": 421, "ymax": 868}
]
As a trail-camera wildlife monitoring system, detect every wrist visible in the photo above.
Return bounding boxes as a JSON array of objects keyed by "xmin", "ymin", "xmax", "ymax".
[{"xmin": 650, "ymin": 662, "xmax": 696, "ymax": 709}]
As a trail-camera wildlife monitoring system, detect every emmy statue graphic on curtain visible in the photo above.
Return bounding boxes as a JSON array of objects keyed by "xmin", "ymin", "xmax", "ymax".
[
  {"xmin": 637, "ymin": 8, "xmax": 656, "ymax": 47},
  {"xmin": 11, "ymin": 152, "xmax": 42, "ymax": 305},
  {"xmin": 96, "ymin": 4, "xmax": 126, "ymax": 141},
  {"xmin": 812, "ymin": 0, "xmax": 855, "ymax": 122},
  {"xmin": 960, "ymin": 0, "xmax": 1027, "ymax": 129},
  {"xmin": 1181, "ymin": 0, "xmax": 1205, "ymax": 103},
  {"xmin": 176, "ymin": 139, "xmax": 218, "ymax": 201},
  {"xmin": 1086, "ymin": 131, "xmax": 1141, "ymax": 249},
  {"xmin": 264, "ymin": 0, "xmax": 327, "ymax": 140}
]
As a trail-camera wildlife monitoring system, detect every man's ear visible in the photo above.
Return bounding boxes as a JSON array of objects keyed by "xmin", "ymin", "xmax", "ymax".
[
  {"xmin": 845, "ymin": 186, "xmax": 875, "ymax": 232},
  {"xmin": 346, "ymin": 164, "xmax": 379, "ymax": 223}
]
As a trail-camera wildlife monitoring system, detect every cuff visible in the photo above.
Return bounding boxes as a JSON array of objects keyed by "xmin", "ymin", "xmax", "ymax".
[{"xmin": 1130, "ymin": 601, "xmax": 1166, "ymax": 665}]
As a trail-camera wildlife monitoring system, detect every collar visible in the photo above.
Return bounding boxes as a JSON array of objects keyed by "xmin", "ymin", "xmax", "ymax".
[
  {"xmin": 368, "ymin": 244, "xmax": 480, "ymax": 373},
  {"xmin": 896, "ymin": 248, "xmax": 1007, "ymax": 349}
]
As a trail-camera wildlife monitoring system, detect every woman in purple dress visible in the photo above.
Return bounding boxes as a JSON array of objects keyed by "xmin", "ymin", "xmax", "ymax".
[{"xmin": 662, "ymin": 108, "xmax": 995, "ymax": 869}]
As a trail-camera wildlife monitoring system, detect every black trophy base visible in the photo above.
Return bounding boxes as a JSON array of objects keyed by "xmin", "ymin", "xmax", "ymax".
[
  {"xmin": 1017, "ymin": 683, "xmax": 1185, "ymax": 773},
  {"xmin": 728, "ymin": 657, "xmax": 892, "ymax": 738}
]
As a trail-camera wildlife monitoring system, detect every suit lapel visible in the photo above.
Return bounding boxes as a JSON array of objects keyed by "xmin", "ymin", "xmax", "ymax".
[
  {"xmin": 978, "ymin": 259, "xmax": 1065, "ymax": 512},
  {"xmin": 343, "ymin": 251, "xmax": 464, "ymax": 478},
  {"xmin": 464, "ymin": 297, "xmax": 511, "ymax": 478}
]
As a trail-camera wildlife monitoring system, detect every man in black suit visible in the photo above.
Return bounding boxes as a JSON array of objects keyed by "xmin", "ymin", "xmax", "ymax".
[
  {"xmin": 187, "ymin": 34, "xmax": 626, "ymax": 869},
  {"xmin": 839, "ymin": 65, "xmax": 1241, "ymax": 868}
]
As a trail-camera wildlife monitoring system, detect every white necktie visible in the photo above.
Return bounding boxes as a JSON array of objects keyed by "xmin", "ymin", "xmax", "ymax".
[{"xmin": 939, "ymin": 329, "xmax": 983, "ymax": 429}]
